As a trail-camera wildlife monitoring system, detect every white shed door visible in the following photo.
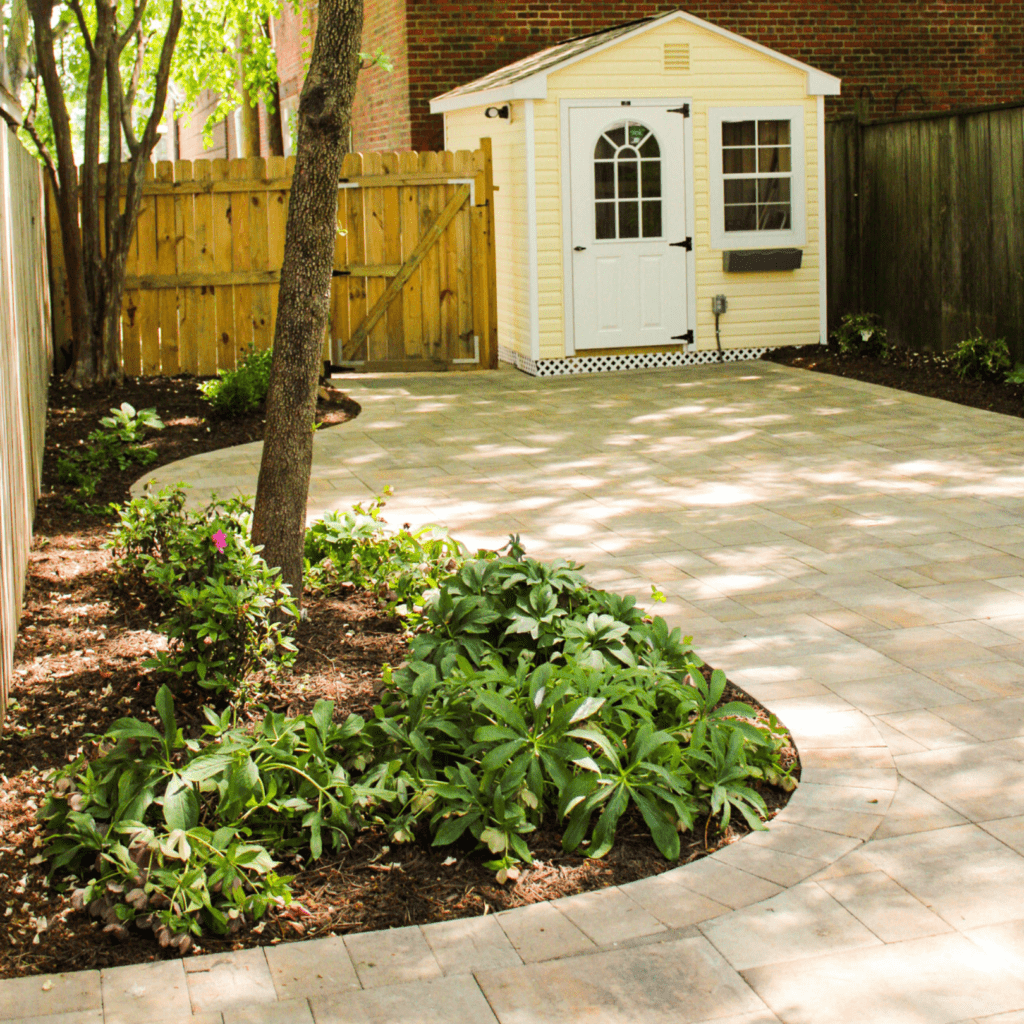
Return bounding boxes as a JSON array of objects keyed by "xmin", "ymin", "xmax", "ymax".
[{"xmin": 569, "ymin": 107, "xmax": 689, "ymax": 351}]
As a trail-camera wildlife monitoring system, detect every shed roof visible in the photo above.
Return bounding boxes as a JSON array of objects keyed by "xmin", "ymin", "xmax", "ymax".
[{"xmin": 430, "ymin": 10, "xmax": 841, "ymax": 113}]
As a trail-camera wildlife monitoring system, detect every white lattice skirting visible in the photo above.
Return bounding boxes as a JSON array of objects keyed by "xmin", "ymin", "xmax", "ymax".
[{"xmin": 498, "ymin": 344, "xmax": 773, "ymax": 377}]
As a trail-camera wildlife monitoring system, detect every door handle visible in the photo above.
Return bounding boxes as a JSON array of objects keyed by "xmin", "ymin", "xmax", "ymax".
[{"xmin": 574, "ymin": 246, "xmax": 586, "ymax": 251}]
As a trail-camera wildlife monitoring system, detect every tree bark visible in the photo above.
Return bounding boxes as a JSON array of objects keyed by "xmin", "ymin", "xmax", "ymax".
[{"xmin": 251, "ymin": 0, "xmax": 362, "ymax": 608}]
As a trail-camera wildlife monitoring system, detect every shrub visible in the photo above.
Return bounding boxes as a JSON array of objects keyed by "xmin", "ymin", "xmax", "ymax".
[
  {"xmin": 57, "ymin": 402, "xmax": 164, "ymax": 505},
  {"xmin": 304, "ymin": 494, "xmax": 466, "ymax": 616},
  {"xmin": 830, "ymin": 312, "xmax": 889, "ymax": 360},
  {"xmin": 951, "ymin": 331, "xmax": 1012, "ymax": 381},
  {"xmin": 1006, "ymin": 364, "xmax": 1024, "ymax": 385},
  {"xmin": 198, "ymin": 345, "xmax": 273, "ymax": 418},
  {"xmin": 40, "ymin": 686, "xmax": 391, "ymax": 950},
  {"xmin": 107, "ymin": 485, "xmax": 297, "ymax": 693}
]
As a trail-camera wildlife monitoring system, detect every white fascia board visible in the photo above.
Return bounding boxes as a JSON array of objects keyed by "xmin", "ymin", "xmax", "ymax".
[
  {"xmin": 808, "ymin": 70, "xmax": 842, "ymax": 96},
  {"xmin": 430, "ymin": 79, "xmax": 547, "ymax": 114}
]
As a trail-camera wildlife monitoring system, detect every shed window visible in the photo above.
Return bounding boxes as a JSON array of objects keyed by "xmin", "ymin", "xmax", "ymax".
[
  {"xmin": 708, "ymin": 105, "xmax": 806, "ymax": 250},
  {"xmin": 594, "ymin": 121, "xmax": 662, "ymax": 240}
]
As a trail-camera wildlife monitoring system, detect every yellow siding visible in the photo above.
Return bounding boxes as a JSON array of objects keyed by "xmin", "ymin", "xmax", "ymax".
[
  {"xmin": 445, "ymin": 105, "xmax": 531, "ymax": 357},
  {"xmin": 534, "ymin": 18, "xmax": 821, "ymax": 359}
]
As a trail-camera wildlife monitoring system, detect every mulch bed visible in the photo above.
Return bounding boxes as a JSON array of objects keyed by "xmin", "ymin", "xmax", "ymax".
[
  {"xmin": 0, "ymin": 374, "xmax": 797, "ymax": 979},
  {"xmin": 765, "ymin": 344, "xmax": 1024, "ymax": 418}
]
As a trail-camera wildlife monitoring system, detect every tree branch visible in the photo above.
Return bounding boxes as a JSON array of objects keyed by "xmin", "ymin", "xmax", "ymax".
[
  {"xmin": 23, "ymin": 80, "xmax": 59, "ymax": 196},
  {"xmin": 116, "ymin": 0, "xmax": 148, "ymax": 55},
  {"xmin": 136, "ymin": 0, "xmax": 181, "ymax": 158},
  {"xmin": 66, "ymin": 0, "xmax": 95, "ymax": 58}
]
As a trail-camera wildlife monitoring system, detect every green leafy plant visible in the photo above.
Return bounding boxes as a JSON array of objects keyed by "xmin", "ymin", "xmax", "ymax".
[
  {"xmin": 830, "ymin": 312, "xmax": 889, "ymax": 360},
  {"xmin": 40, "ymin": 686, "xmax": 391, "ymax": 950},
  {"xmin": 107, "ymin": 485, "xmax": 297, "ymax": 693},
  {"xmin": 1006, "ymin": 364, "xmax": 1024, "ymax": 385},
  {"xmin": 57, "ymin": 403, "xmax": 164, "ymax": 505},
  {"xmin": 304, "ymin": 493, "xmax": 465, "ymax": 616},
  {"xmin": 951, "ymin": 331, "xmax": 1012, "ymax": 381},
  {"xmin": 198, "ymin": 345, "xmax": 274, "ymax": 418}
]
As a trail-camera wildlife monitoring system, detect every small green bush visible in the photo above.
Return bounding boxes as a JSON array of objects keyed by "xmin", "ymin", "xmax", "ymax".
[
  {"xmin": 1006, "ymin": 364, "xmax": 1024, "ymax": 385},
  {"xmin": 304, "ymin": 494, "xmax": 466, "ymax": 616},
  {"xmin": 830, "ymin": 312, "xmax": 889, "ymax": 360},
  {"xmin": 57, "ymin": 403, "xmax": 164, "ymax": 505},
  {"xmin": 107, "ymin": 485, "xmax": 297, "ymax": 693},
  {"xmin": 40, "ymin": 686, "xmax": 388, "ymax": 950},
  {"xmin": 951, "ymin": 331, "xmax": 1012, "ymax": 381},
  {"xmin": 198, "ymin": 345, "xmax": 273, "ymax": 418}
]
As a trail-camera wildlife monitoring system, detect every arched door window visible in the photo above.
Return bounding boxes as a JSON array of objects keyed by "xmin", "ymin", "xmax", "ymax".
[{"xmin": 594, "ymin": 121, "xmax": 662, "ymax": 240}]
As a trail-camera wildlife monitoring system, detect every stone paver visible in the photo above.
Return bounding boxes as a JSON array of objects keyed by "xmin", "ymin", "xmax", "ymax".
[
  {"xmin": 99, "ymin": 961, "xmax": 191, "ymax": 1024},
  {"xmin": 12, "ymin": 362, "xmax": 1024, "ymax": 1023}
]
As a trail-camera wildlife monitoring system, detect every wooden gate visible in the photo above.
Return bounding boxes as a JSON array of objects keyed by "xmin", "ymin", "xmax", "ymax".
[{"xmin": 47, "ymin": 142, "xmax": 498, "ymax": 375}]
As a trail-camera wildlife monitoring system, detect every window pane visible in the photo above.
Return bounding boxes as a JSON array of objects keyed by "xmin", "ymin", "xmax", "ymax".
[
  {"xmin": 723, "ymin": 120, "xmax": 756, "ymax": 146},
  {"xmin": 758, "ymin": 146, "xmax": 792, "ymax": 173},
  {"xmin": 595, "ymin": 136, "xmax": 615, "ymax": 159},
  {"xmin": 595, "ymin": 161, "xmax": 615, "ymax": 199},
  {"xmin": 628, "ymin": 124, "xmax": 649, "ymax": 145},
  {"xmin": 606, "ymin": 125, "xmax": 626, "ymax": 147},
  {"xmin": 618, "ymin": 159, "xmax": 638, "ymax": 198},
  {"xmin": 758, "ymin": 120, "xmax": 790, "ymax": 146},
  {"xmin": 642, "ymin": 200, "xmax": 662, "ymax": 238},
  {"xmin": 725, "ymin": 204, "xmax": 757, "ymax": 231},
  {"xmin": 619, "ymin": 201, "xmax": 639, "ymax": 238},
  {"xmin": 757, "ymin": 177, "xmax": 791, "ymax": 203},
  {"xmin": 723, "ymin": 148, "xmax": 756, "ymax": 174},
  {"xmin": 641, "ymin": 160, "xmax": 661, "ymax": 198},
  {"xmin": 596, "ymin": 202, "xmax": 616, "ymax": 239},
  {"xmin": 639, "ymin": 134, "xmax": 660, "ymax": 157},
  {"xmin": 758, "ymin": 203, "xmax": 792, "ymax": 230},
  {"xmin": 620, "ymin": 146, "xmax": 639, "ymax": 160},
  {"xmin": 724, "ymin": 178, "xmax": 757, "ymax": 204}
]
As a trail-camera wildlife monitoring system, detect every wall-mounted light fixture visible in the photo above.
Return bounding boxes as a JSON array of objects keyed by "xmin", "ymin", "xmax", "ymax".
[{"xmin": 485, "ymin": 105, "xmax": 510, "ymax": 120}]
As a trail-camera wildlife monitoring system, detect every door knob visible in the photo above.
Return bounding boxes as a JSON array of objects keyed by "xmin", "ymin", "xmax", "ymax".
[{"xmin": 574, "ymin": 246, "xmax": 586, "ymax": 251}]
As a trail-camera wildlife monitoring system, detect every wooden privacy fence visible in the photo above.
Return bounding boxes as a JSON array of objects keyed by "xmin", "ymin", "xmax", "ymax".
[
  {"xmin": 826, "ymin": 103, "xmax": 1024, "ymax": 360},
  {"xmin": 49, "ymin": 142, "xmax": 498, "ymax": 375},
  {"xmin": 0, "ymin": 122, "xmax": 53, "ymax": 729}
]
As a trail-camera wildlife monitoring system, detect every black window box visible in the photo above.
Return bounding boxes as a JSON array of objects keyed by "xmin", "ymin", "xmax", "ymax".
[{"xmin": 723, "ymin": 248, "xmax": 803, "ymax": 272}]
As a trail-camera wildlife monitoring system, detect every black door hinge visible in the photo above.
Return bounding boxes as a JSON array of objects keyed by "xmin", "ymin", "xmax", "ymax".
[
  {"xmin": 669, "ymin": 238, "xmax": 692, "ymax": 250},
  {"xmin": 668, "ymin": 104, "xmax": 690, "ymax": 117},
  {"xmin": 672, "ymin": 330, "xmax": 695, "ymax": 344},
  {"xmin": 331, "ymin": 268, "xmax": 351, "ymax": 277}
]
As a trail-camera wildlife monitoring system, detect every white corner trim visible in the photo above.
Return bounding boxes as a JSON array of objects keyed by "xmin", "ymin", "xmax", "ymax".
[
  {"xmin": 707, "ymin": 104, "xmax": 807, "ymax": 251},
  {"xmin": 525, "ymin": 98, "xmax": 541, "ymax": 362},
  {"xmin": 684, "ymin": 108, "xmax": 697, "ymax": 348},
  {"xmin": 558, "ymin": 100, "xmax": 576, "ymax": 356},
  {"xmin": 429, "ymin": 10, "xmax": 841, "ymax": 112},
  {"xmin": 817, "ymin": 95, "xmax": 828, "ymax": 344}
]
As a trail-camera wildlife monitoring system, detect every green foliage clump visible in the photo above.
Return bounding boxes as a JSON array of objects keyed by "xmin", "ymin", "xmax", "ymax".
[
  {"xmin": 40, "ymin": 686, "xmax": 388, "ymax": 951},
  {"xmin": 198, "ymin": 346, "xmax": 273, "ymax": 418},
  {"xmin": 951, "ymin": 331, "xmax": 1012, "ymax": 381},
  {"xmin": 304, "ymin": 493, "xmax": 466, "ymax": 616},
  {"xmin": 44, "ymin": 503, "xmax": 795, "ymax": 942},
  {"xmin": 57, "ymin": 403, "xmax": 164, "ymax": 507},
  {"xmin": 830, "ymin": 312, "xmax": 889, "ymax": 360},
  {"xmin": 1006, "ymin": 364, "xmax": 1024, "ymax": 385},
  {"xmin": 107, "ymin": 485, "xmax": 297, "ymax": 693}
]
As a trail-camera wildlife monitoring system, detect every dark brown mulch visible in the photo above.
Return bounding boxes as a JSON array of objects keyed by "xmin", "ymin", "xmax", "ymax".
[
  {"xmin": 765, "ymin": 344, "xmax": 1024, "ymax": 418},
  {"xmin": 0, "ymin": 373, "xmax": 797, "ymax": 979}
]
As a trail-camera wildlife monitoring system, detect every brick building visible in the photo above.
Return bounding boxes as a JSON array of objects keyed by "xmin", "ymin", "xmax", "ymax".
[{"xmin": 176, "ymin": 1, "xmax": 1024, "ymax": 159}]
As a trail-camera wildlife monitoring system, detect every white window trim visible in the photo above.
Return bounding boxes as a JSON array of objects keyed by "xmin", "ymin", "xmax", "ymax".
[{"xmin": 708, "ymin": 105, "xmax": 806, "ymax": 251}]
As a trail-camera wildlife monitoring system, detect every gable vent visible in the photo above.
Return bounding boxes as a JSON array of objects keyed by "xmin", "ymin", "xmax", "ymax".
[{"xmin": 663, "ymin": 43, "xmax": 690, "ymax": 72}]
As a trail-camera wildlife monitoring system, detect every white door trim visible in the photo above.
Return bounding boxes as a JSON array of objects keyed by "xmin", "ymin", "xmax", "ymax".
[
  {"xmin": 525, "ymin": 99, "xmax": 541, "ymax": 361},
  {"xmin": 560, "ymin": 97, "xmax": 695, "ymax": 357}
]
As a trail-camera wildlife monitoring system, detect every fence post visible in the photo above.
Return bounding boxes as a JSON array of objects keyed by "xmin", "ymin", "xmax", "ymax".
[{"xmin": 479, "ymin": 137, "xmax": 498, "ymax": 368}]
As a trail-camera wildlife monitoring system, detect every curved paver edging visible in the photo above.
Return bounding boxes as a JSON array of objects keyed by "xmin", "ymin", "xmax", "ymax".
[{"xmin": 8, "ymin": 361, "xmax": 1024, "ymax": 1024}]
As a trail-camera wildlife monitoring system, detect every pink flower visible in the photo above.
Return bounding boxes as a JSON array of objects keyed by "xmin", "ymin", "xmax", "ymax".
[{"xmin": 212, "ymin": 529, "xmax": 228, "ymax": 554}]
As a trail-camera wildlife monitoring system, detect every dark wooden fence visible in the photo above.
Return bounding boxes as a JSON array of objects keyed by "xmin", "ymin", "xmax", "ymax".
[{"xmin": 826, "ymin": 103, "xmax": 1024, "ymax": 361}]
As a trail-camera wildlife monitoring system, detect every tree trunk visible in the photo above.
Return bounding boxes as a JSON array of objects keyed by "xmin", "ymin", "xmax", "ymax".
[
  {"xmin": 251, "ymin": 0, "xmax": 363, "ymax": 608},
  {"xmin": 267, "ymin": 81, "xmax": 286, "ymax": 157}
]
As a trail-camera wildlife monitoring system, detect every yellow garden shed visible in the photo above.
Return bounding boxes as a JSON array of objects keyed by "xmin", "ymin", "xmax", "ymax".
[{"xmin": 430, "ymin": 10, "xmax": 840, "ymax": 376}]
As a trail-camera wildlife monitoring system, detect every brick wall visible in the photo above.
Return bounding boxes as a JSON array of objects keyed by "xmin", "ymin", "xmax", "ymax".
[
  {"xmin": 404, "ymin": 1, "xmax": 1024, "ymax": 150},
  {"xmin": 351, "ymin": 0, "xmax": 411, "ymax": 150}
]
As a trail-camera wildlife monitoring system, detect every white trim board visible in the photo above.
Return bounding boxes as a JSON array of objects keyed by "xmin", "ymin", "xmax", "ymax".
[
  {"xmin": 817, "ymin": 94, "xmax": 828, "ymax": 344},
  {"xmin": 525, "ymin": 99, "xmax": 540, "ymax": 362},
  {"xmin": 430, "ymin": 11, "xmax": 841, "ymax": 113},
  {"xmin": 558, "ymin": 97, "xmax": 696, "ymax": 357},
  {"xmin": 707, "ymin": 104, "xmax": 807, "ymax": 251}
]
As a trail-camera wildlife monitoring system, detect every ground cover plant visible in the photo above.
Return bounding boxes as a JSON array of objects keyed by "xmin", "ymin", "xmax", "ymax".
[
  {"xmin": 769, "ymin": 321, "xmax": 1024, "ymax": 418},
  {"xmin": 35, "ymin": 488, "xmax": 795, "ymax": 951},
  {"xmin": 198, "ymin": 346, "xmax": 275, "ymax": 419}
]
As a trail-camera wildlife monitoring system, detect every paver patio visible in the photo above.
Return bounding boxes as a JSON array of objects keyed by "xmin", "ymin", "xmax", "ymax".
[{"xmin": 6, "ymin": 360, "xmax": 1024, "ymax": 1024}]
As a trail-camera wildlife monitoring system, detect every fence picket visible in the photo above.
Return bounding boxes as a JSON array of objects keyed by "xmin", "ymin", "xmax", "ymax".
[
  {"xmin": 175, "ymin": 160, "xmax": 199, "ymax": 374},
  {"xmin": 248, "ymin": 157, "xmax": 273, "ymax": 352},
  {"xmin": 211, "ymin": 159, "xmax": 235, "ymax": 372},
  {"xmin": 193, "ymin": 160, "xmax": 217, "ymax": 376},
  {"xmin": 266, "ymin": 155, "xmax": 288, "ymax": 350},
  {"xmin": 137, "ymin": 161, "xmax": 160, "ymax": 373},
  {"xmin": 382, "ymin": 153, "xmax": 404, "ymax": 361},
  {"xmin": 342, "ymin": 152, "xmax": 366, "ymax": 363},
  {"xmin": 399, "ymin": 150, "xmax": 423, "ymax": 359},
  {"xmin": 419, "ymin": 151, "xmax": 442, "ymax": 359}
]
